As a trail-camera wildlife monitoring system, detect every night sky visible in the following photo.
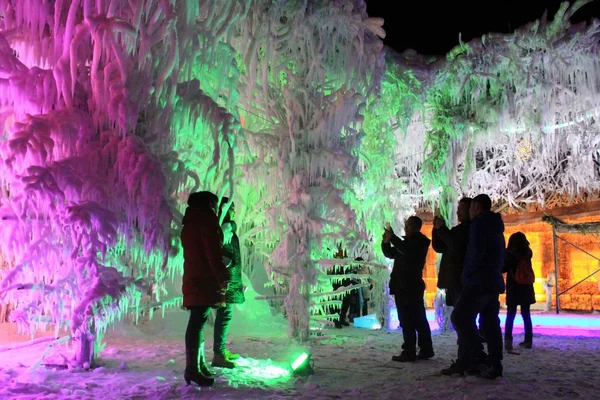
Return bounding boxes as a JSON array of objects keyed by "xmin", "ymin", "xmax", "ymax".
[{"xmin": 365, "ymin": 0, "xmax": 600, "ymax": 55}]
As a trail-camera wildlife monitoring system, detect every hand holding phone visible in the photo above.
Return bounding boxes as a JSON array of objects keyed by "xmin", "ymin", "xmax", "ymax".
[{"xmin": 382, "ymin": 226, "xmax": 393, "ymax": 243}]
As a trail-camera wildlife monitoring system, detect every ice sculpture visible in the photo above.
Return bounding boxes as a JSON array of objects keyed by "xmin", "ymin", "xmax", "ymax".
[{"xmin": 0, "ymin": 0, "xmax": 389, "ymax": 366}]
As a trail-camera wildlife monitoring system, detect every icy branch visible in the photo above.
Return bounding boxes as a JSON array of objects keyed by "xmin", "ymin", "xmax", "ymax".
[{"xmin": 0, "ymin": 335, "xmax": 69, "ymax": 353}]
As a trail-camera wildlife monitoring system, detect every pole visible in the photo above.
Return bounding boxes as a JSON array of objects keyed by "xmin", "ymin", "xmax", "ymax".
[{"xmin": 552, "ymin": 226, "xmax": 560, "ymax": 314}]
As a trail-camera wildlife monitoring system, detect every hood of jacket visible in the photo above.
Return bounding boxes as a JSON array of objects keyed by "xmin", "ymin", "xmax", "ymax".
[
  {"xmin": 182, "ymin": 205, "xmax": 215, "ymax": 225},
  {"xmin": 508, "ymin": 246, "xmax": 532, "ymax": 260},
  {"xmin": 410, "ymin": 231, "xmax": 431, "ymax": 247}
]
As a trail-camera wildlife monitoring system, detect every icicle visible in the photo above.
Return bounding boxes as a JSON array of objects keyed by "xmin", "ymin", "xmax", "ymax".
[{"xmin": 0, "ymin": 0, "xmax": 211, "ymax": 368}]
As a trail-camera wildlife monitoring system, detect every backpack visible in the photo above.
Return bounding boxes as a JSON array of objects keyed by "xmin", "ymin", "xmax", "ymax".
[{"xmin": 513, "ymin": 258, "xmax": 535, "ymax": 285}]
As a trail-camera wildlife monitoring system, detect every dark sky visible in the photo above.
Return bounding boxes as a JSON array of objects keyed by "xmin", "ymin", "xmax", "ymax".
[{"xmin": 365, "ymin": 0, "xmax": 600, "ymax": 55}]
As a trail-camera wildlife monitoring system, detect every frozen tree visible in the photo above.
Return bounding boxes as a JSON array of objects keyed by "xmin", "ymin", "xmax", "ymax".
[
  {"xmin": 388, "ymin": 0, "xmax": 600, "ymax": 218},
  {"xmin": 3, "ymin": 0, "xmax": 595, "ymax": 369},
  {"xmin": 359, "ymin": 57, "xmax": 424, "ymax": 232},
  {"xmin": 220, "ymin": 1, "xmax": 386, "ymax": 340},
  {"xmin": 0, "ymin": 0, "xmax": 238, "ymax": 368}
]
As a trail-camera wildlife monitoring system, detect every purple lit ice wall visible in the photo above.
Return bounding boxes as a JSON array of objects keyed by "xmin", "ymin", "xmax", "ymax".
[{"xmin": 0, "ymin": 0, "xmax": 204, "ymax": 367}]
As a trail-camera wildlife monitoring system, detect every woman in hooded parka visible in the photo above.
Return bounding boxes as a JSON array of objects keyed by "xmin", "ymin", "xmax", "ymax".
[{"xmin": 503, "ymin": 232, "xmax": 536, "ymax": 350}]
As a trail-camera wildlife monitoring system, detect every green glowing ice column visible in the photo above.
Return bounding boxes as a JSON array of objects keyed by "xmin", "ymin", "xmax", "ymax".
[{"xmin": 231, "ymin": 1, "xmax": 385, "ymax": 340}]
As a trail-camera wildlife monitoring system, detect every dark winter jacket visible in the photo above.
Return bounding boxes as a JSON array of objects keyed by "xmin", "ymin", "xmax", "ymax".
[
  {"xmin": 462, "ymin": 211, "xmax": 506, "ymax": 293},
  {"xmin": 222, "ymin": 221, "xmax": 245, "ymax": 304},
  {"xmin": 503, "ymin": 248, "xmax": 536, "ymax": 307},
  {"xmin": 432, "ymin": 221, "xmax": 470, "ymax": 291},
  {"xmin": 382, "ymin": 232, "xmax": 430, "ymax": 296},
  {"xmin": 181, "ymin": 206, "xmax": 230, "ymax": 308}
]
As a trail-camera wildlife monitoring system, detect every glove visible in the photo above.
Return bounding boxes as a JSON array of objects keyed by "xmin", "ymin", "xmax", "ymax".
[
  {"xmin": 222, "ymin": 222, "xmax": 234, "ymax": 245},
  {"xmin": 219, "ymin": 282, "xmax": 229, "ymax": 295}
]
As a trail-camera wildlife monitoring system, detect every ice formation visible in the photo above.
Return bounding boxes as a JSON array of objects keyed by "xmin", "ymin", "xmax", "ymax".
[
  {"xmin": 0, "ymin": 0, "xmax": 238, "ymax": 367},
  {"xmin": 0, "ymin": 0, "xmax": 388, "ymax": 364},
  {"xmin": 381, "ymin": 1, "xmax": 600, "ymax": 221},
  {"xmin": 0, "ymin": 0, "xmax": 599, "ymax": 367},
  {"xmin": 224, "ymin": 1, "xmax": 386, "ymax": 340}
]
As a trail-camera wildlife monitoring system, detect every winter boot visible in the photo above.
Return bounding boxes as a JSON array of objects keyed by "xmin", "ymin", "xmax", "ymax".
[
  {"xmin": 504, "ymin": 337, "xmax": 513, "ymax": 351},
  {"xmin": 184, "ymin": 348, "xmax": 214, "ymax": 387},
  {"xmin": 417, "ymin": 349, "xmax": 435, "ymax": 360},
  {"xmin": 212, "ymin": 352, "xmax": 236, "ymax": 369},
  {"xmin": 223, "ymin": 349, "xmax": 240, "ymax": 361},
  {"xmin": 198, "ymin": 342, "xmax": 213, "ymax": 377},
  {"xmin": 440, "ymin": 359, "xmax": 467, "ymax": 376},
  {"xmin": 519, "ymin": 340, "xmax": 532, "ymax": 349},
  {"xmin": 475, "ymin": 362, "xmax": 503, "ymax": 379},
  {"xmin": 391, "ymin": 350, "xmax": 417, "ymax": 363},
  {"xmin": 465, "ymin": 352, "xmax": 489, "ymax": 376}
]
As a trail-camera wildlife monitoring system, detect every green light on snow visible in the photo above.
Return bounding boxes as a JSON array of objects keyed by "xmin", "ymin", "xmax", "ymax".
[{"xmin": 222, "ymin": 357, "xmax": 291, "ymax": 386}]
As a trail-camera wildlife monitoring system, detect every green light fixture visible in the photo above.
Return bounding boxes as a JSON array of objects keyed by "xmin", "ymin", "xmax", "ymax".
[{"xmin": 291, "ymin": 351, "xmax": 314, "ymax": 376}]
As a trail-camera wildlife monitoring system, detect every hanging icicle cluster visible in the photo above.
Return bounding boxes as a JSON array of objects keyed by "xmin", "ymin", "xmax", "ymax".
[
  {"xmin": 220, "ymin": 0, "xmax": 386, "ymax": 340},
  {"xmin": 383, "ymin": 1, "xmax": 600, "ymax": 218},
  {"xmin": 0, "ymin": 0, "xmax": 241, "ymax": 367}
]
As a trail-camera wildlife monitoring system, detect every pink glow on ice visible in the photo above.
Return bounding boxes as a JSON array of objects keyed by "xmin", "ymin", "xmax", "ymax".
[{"xmin": 0, "ymin": 0, "xmax": 207, "ymax": 367}]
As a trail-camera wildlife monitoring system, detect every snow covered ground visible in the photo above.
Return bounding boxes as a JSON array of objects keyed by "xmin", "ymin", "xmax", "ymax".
[{"xmin": 1, "ymin": 302, "xmax": 599, "ymax": 399}]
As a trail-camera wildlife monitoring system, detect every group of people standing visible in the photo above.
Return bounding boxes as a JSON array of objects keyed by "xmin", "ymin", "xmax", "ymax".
[
  {"xmin": 179, "ymin": 189, "xmax": 536, "ymax": 387},
  {"xmin": 382, "ymin": 194, "xmax": 536, "ymax": 379}
]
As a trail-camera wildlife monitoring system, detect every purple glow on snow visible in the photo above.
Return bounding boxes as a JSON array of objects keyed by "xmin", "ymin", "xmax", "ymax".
[{"xmin": 387, "ymin": 308, "xmax": 600, "ymax": 338}]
